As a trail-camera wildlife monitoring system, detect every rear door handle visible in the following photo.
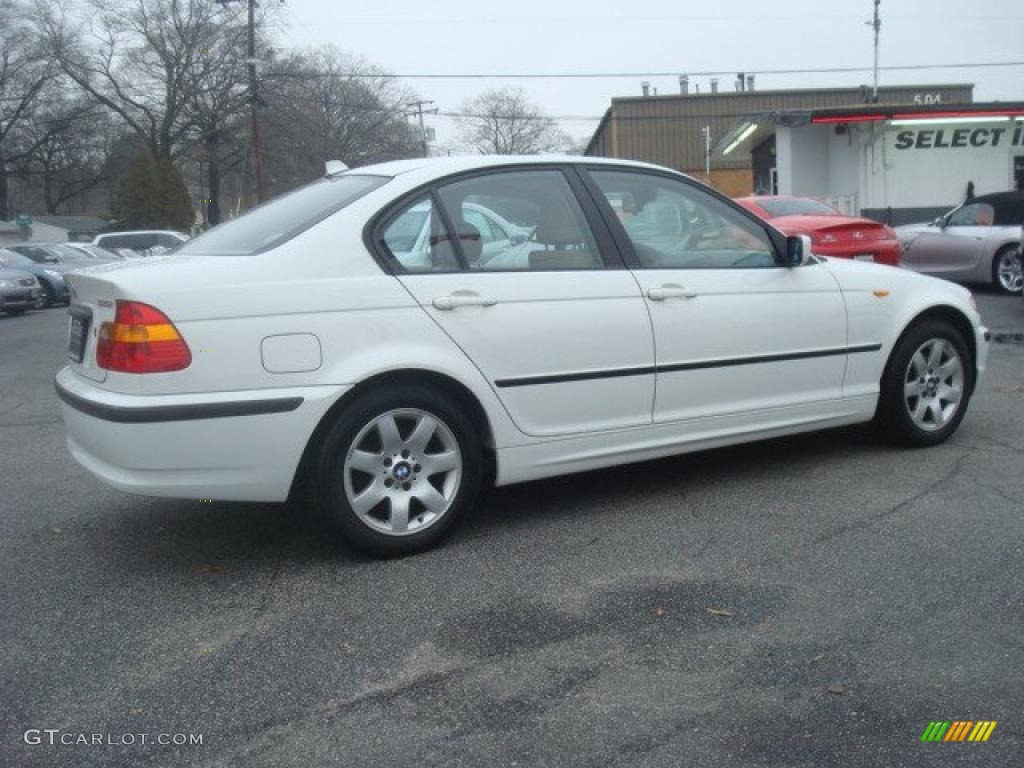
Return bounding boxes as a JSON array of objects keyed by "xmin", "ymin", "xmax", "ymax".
[
  {"xmin": 646, "ymin": 284, "xmax": 697, "ymax": 301},
  {"xmin": 432, "ymin": 291, "xmax": 498, "ymax": 310}
]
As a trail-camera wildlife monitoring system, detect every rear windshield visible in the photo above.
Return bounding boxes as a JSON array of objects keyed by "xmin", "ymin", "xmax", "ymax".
[
  {"xmin": 178, "ymin": 174, "xmax": 390, "ymax": 256},
  {"xmin": 756, "ymin": 198, "xmax": 839, "ymax": 217}
]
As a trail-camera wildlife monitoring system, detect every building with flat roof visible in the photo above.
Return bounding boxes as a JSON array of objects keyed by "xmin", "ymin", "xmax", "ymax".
[
  {"xmin": 711, "ymin": 102, "xmax": 1024, "ymax": 224},
  {"xmin": 584, "ymin": 81, "xmax": 974, "ymax": 196}
]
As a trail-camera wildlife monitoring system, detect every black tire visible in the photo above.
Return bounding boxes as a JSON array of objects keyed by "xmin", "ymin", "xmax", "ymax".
[
  {"xmin": 38, "ymin": 285, "xmax": 54, "ymax": 309},
  {"xmin": 875, "ymin": 319, "xmax": 974, "ymax": 447},
  {"xmin": 315, "ymin": 384, "xmax": 483, "ymax": 556},
  {"xmin": 991, "ymin": 244, "xmax": 1022, "ymax": 294}
]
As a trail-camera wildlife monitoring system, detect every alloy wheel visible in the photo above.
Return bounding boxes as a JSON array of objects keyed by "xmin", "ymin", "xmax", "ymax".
[
  {"xmin": 903, "ymin": 338, "xmax": 964, "ymax": 431},
  {"xmin": 342, "ymin": 408, "xmax": 462, "ymax": 536},
  {"xmin": 996, "ymin": 248, "xmax": 1023, "ymax": 293}
]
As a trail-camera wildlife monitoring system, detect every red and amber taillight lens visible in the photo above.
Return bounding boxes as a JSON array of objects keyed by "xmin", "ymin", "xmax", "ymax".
[{"xmin": 96, "ymin": 301, "xmax": 191, "ymax": 373}]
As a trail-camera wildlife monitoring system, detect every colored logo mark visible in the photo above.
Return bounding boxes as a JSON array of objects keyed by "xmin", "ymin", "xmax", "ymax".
[{"xmin": 921, "ymin": 721, "xmax": 997, "ymax": 742}]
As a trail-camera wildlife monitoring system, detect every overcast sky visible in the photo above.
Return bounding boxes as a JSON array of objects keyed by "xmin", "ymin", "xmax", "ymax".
[{"xmin": 279, "ymin": 0, "xmax": 1024, "ymax": 147}]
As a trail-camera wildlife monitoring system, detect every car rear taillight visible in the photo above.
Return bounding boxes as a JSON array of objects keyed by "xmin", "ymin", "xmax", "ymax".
[{"xmin": 96, "ymin": 301, "xmax": 191, "ymax": 373}]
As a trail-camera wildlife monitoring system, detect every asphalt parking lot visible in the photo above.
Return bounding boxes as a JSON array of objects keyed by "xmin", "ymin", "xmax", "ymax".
[{"xmin": 2, "ymin": 288, "xmax": 1022, "ymax": 767}]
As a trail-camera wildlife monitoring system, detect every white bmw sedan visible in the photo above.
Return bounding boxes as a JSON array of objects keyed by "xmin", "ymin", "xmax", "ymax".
[{"xmin": 57, "ymin": 156, "xmax": 989, "ymax": 555}]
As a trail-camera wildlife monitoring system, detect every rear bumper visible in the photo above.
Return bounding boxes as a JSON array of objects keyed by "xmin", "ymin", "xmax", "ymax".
[
  {"xmin": 56, "ymin": 367, "xmax": 348, "ymax": 502},
  {"xmin": 814, "ymin": 241, "xmax": 902, "ymax": 267}
]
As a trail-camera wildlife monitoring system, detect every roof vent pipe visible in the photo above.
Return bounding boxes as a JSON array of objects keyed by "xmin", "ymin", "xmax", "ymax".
[
  {"xmin": 710, "ymin": 78, "xmax": 719, "ymax": 94},
  {"xmin": 736, "ymin": 72, "xmax": 745, "ymax": 92},
  {"xmin": 679, "ymin": 75, "xmax": 689, "ymax": 94},
  {"xmin": 747, "ymin": 74, "xmax": 755, "ymax": 92},
  {"xmin": 641, "ymin": 81, "xmax": 650, "ymax": 97}
]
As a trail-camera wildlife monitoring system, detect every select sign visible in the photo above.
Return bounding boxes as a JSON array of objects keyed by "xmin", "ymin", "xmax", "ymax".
[{"xmin": 895, "ymin": 126, "xmax": 1024, "ymax": 150}]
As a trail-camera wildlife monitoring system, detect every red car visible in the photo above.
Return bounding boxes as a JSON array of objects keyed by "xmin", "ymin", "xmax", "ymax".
[{"xmin": 736, "ymin": 196, "xmax": 902, "ymax": 266}]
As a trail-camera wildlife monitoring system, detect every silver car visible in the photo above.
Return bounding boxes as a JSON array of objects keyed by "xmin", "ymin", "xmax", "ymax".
[
  {"xmin": 897, "ymin": 191, "xmax": 1023, "ymax": 294},
  {"xmin": 0, "ymin": 268, "xmax": 41, "ymax": 316}
]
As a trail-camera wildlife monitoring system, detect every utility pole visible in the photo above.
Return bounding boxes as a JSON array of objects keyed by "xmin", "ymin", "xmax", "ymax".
[
  {"xmin": 246, "ymin": 0, "xmax": 266, "ymax": 203},
  {"xmin": 218, "ymin": 0, "xmax": 266, "ymax": 203},
  {"xmin": 702, "ymin": 125, "xmax": 711, "ymax": 178},
  {"xmin": 869, "ymin": 0, "xmax": 881, "ymax": 103},
  {"xmin": 407, "ymin": 100, "xmax": 437, "ymax": 158}
]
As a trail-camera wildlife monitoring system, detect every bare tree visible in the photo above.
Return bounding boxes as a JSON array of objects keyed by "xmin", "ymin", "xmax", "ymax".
[
  {"xmin": 181, "ymin": 8, "xmax": 250, "ymax": 226},
  {"xmin": 259, "ymin": 48, "xmax": 419, "ymax": 196},
  {"xmin": 1, "ymin": 0, "xmax": 55, "ymax": 219},
  {"xmin": 455, "ymin": 87, "xmax": 573, "ymax": 155},
  {"xmin": 20, "ymin": 95, "xmax": 112, "ymax": 213},
  {"xmin": 38, "ymin": 0, "xmax": 231, "ymax": 161}
]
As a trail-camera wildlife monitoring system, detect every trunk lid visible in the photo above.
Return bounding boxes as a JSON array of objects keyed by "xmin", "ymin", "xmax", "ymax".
[{"xmin": 63, "ymin": 270, "xmax": 123, "ymax": 383}]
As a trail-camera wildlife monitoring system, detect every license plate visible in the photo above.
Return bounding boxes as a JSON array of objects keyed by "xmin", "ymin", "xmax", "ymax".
[
  {"xmin": 67, "ymin": 309, "xmax": 91, "ymax": 363},
  {"xmin": 853, "ymin": 254, "xmax": 875, "ymax": 262}
]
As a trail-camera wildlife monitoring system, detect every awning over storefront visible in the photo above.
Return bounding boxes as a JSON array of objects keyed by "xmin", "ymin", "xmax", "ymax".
[{"xmin": 712, "ymin": 102, "xmax": 1024, "ymax": 159}]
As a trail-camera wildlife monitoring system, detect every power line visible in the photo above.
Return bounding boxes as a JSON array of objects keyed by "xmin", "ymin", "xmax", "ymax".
[
  {"xmin": 265, "ymin": 60, "xmax": 1024, "ymax": 80},
  {"xmin": 286, "ymin": 13, "xmax": 1024, "ymax": 26}
]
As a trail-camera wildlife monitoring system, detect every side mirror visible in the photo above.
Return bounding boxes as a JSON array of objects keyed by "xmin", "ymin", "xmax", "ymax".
[
  {"xmin": 931, "ymin": 216, "xmax": 946, "ymax": 228},
  {"xmin": 784, "ymin": 234, "xmax": 814, "ymax": 267},
  {"xmin": 509, "ymin": 231, "xmax": 527, "ymax": 246}
]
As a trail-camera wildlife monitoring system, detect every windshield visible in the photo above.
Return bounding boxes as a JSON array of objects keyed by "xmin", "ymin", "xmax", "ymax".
[
  {"xmin": 756, "ymin": 198, "xmax": 840, "ymax": 217},
  {"xmin": 0, "ymin": 251, "xmax": 35, "ymax": 268},
  {"xmin": 79, "ymin": 245, "xmax": 118, "ymax": 259},
  {"xmin": 48, "ymin": 244, "xmax": 93, "ymax": 261},
  {"xmin": 12, "ymin": 245, "xmax": 61, "ymax": 263},
  {"xmin": 177, "ymin": 174, "xmax": 390, "ymax": 256}
]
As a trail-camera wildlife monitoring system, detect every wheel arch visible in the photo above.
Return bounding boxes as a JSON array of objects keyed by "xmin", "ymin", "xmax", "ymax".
[
  {"xmin": 888, "ymin": 304, "xmax": 978, "ymax": 395},
  {"xmin": 990, "ymin": 241, "xmax": 1022, "ymax": 287},
  {"xmin": 288, "ymin": 368, "xmax": 498, "ymax": 501}
]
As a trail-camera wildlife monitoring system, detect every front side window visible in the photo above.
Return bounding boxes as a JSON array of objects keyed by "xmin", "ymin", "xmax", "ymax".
[
  {"xmin": 590, "ymin": 171, "xmax": 777, "ymax": 269},
  {"xmin": 436, "ymin": 170, "xmax": 605, "ymax": 271},
  {"xmin": 947, "ymin": 203, "xmax": 995, "ymax": 228}
]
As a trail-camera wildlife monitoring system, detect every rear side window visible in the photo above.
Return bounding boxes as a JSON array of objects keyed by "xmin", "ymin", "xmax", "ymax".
[
  {"xmin": 436, "ymin": 170, "xmax": 605, "ymax": 271},
  {"xmin": 99, "ymin": 235, "xmax": 154, "ymax": 250},
  {"xmin": 178, "ymin": 174, "xmax": 389, "ymax": 256},
  {"xmin": 380, "ymin": 196, "xmax": 460, "ymax": 272},
  {"xmin": 379, "ymin": 170, "xmax": 609, "ymax": 273}
]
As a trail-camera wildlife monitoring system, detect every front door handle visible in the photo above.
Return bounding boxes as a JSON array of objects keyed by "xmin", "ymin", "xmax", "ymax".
[
  {"xmin": 646, "ymin": 284, "xmax": 697, "ymax": 301},
  {"xmin": 432, "ymin": 291, "xmax": 498, "ymax": 310}
]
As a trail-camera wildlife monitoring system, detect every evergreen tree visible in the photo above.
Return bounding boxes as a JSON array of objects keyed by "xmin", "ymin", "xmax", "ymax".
[
  {"xmin": 155, "ymin": 158, "xmax": 194, "ymax": 231},
  {"xmin": 117, "ymin": 152, "xmax": 194, "ymax": 230}
]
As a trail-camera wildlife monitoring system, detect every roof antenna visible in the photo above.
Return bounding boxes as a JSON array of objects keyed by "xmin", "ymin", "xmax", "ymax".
[{"xmin": 325, "ymin": 160, "xmax": 348, "ymax": 176}]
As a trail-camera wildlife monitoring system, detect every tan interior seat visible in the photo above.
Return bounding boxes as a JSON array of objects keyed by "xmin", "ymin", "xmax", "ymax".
[{"xmin": 528, "ymin": 206, "xmax": 599, "ymax": 270}]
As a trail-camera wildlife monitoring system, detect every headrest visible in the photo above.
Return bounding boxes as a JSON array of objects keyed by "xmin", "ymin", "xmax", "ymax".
[
  {"xmin": 534, "ymin": 205, "xmax": 585, "ymax": 246},
  {"xmin": 453, "ymin": 219, "xmax": 483, "ymax": 265}
]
